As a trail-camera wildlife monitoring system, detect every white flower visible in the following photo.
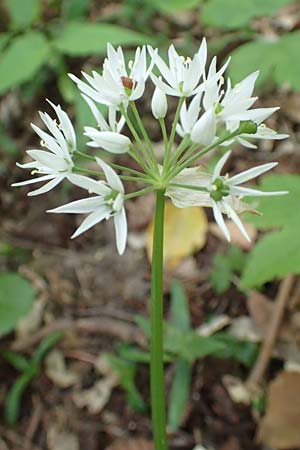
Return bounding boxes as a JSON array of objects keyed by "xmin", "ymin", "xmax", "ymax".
[
  {"xmin": 166, "ymin": 151, "xmax": 287, "ymax": 242},
  {"xmin": 148, "ymin": 39, "xmax": 207, "ymax": 97},
  {"xmin": 151, "ymin": 86, "xmax": 168, "ymax": 119},
  {"xmin": 12, "ymin": 101, "xmax": 75, "ymax": 196},
  {"xmin": 176, "ymin": 94, "xmax": 201, "ymax": 137},
  {"xmin": 69, "ymin": 43, "xmax": 153, "ymax": 107},
  {"xmin": 48, "ymin": 158, "xmax": 127, "ymax": 254},
  {"xmin": 84, "ymin": 128, "xmax": 130, "ymax": 154},
  {"xmin": 190, "ymin": 109, "xmax": 217, "ymax": 146},
  {"xmin": 82, "ymin": 95, "xmax": 125, "ymax": 133}
]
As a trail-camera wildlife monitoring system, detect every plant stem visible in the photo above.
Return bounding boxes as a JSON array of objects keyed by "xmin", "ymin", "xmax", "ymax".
[{"xmin": 151, "ymin": 189, "xmax": 168, "ymax": 450}]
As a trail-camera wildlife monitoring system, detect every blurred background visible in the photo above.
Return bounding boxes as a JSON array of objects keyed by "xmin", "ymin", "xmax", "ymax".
[{"xmin": 1, "ymin": 1, "xmax": 300, "ymax": 449}]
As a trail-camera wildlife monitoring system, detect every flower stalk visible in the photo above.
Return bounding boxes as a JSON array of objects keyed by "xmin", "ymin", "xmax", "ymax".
[{"xmin": 151, "ymin": 189, "xmax": 168, "ymax": 450}]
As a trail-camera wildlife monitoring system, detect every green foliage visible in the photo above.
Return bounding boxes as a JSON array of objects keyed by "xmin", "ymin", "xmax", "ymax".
[
  {"xmin": 213, "ymin": 332, "xmax": 258, "ymax": 367},
  {"xmin": 61, "ymin": 0, "xmax": 90, "ymax": 20},
  {"xmin": 229, "ymin": 32, "xmax": 300, "ymax": 91},
  {"xmin": 202, "ymin": 0, "xmax": 292, "ymax": 29},
  {"xmin": 0, "ymin": 31, "xmax": 50, "ymax": 94},
  {"xmin": 153, "ymin": 0, "xmax": 201, "ymax": 13},
  {"xmin": 3, "ymin": 0, "xmax": 41, "ymax": 29},
  {"xmin": 210, "ymin": 246, "xmax": 247, "ymax": 294},
  {"xmin": 0, "ymin": 33, "xmax": 10, "ymax": 51},
  {"xmin": 2, "ymin": 332, "xmax": 63, "ymax": 424},
  {"xmin": 168, "ymin": 280, "xmax": 192, "ymax": 432},
  {"xmin": 240, "ymin": 174, "xmax": 300, "ymax": 288},
  {"xmin": 53, "ymin": 22, "xmax": 153, "ymax": 56},
  {"xmin": 0, "ymin": 272, "xmax": 35, "ymax": 337},
  {"xmin": 105, "ymin": 353, "xmax": 147, "ymax": 412}
]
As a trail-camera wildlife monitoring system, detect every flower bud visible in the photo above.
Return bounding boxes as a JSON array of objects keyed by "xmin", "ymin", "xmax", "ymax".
[
  {"xmin": 191, "ymin": 109, "xmax": 216, "ymax": 146},
  {"xmin": 238, "ymin": 120, "xmax": 257, "ymax": 135},
  {"xmin": 151, "ymin": 86, "xmax": 168, "ymax": 119},
  {"xmin": 84, "ymin": 128, "xmax": 130, "ymax": 154}
]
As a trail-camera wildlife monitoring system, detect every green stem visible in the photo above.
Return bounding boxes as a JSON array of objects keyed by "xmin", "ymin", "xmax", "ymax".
[
  {"xmin": 124, "ymin": 186, "xmax": 155, "ymax": 200},
  {"xmin": 130, "ymin": 101, "xmax": 159, "ymax": 174},
  {"xmin": 72, "ymin": 166, "xmax": 151, "ymax": 184},
  {"xmin": 163, "ymin": 96, "xmax": 185, "ymax": 174},
  {"xmin": 151, "ymin": 189, "xmax": 168, "ymax": 450}
]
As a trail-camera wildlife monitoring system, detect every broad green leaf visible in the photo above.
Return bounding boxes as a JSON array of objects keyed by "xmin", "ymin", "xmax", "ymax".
[
  {"xmin": 153, "ymin": 0, "xmax": 201, "ymax": 12},
  {"xmin": 210, "ymin": 246, "xmax": 247, "ymax": 294},
  {"xmin": 240, "ymin": 228, "xmax": 300, "ymax": 289},
  {"xmin": 106, "ymin": 354, "xmax": 147, "ymax": 412},
  {"xmin": 202, "ymin": 0, "xmax": 293, "ymax": 29},
  {"xmin": 170, "ymin": 279, "xmax": 191, "ymax": 331},
  {"xmin": 53, "ymin": 22, "xmax": 153, "ymax": 56},
  {"xmin": 168, "ymin": 360, "xmax": 191, "ymax": 432},
  {"xmin": 273, "ymin": 32, "xmax": 300, "ymax": 91},
  {"xmin": 0, "ymin": 33, "xmax": 10, "ymax": 51},
  {"xmin": 3, "ymin": 0, "xmax": 41, "ymax": 29},
  {"xmin": 0, "ymin": 31, "xmax": 50, "ymax": 94},
  {"xmin": 228, "ymin": 39, "xmax": 278, "ymax": 88},
  {"xmin": 244, "ymin": 174, "xmax": 300, "ymax": 230},
  {"xmin": 229, "ymin": 32, "xmax": 300, "ymax": 90},
  {"xmin": 0, "ymin": 272, "xmax": 35, "ymax": 337},
  {"xmin": 61, "ymin": 0, "xmax": 90, "ymax": 19}
]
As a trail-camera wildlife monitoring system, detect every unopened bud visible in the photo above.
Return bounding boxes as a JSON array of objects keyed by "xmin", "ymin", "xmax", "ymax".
[
  {"xmin": 238, "ymin": 120, "xmax": 257, "ymax": 135},
  {"xmin": 151, "ymin": 86, "xmax": 168, "ymax": 119},
  {"xmin": 121, "ymin": 76, "xmax": 136, "ymax": 91}
]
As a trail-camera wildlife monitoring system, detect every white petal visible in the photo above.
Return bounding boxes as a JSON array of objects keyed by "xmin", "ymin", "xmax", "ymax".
[
  {"xmin": 71, "ymin": 206, "xmax": 111, "ymax": 239},
  {"xmin": 27, "ymin": 176, "xmax": 64, "ymax": 196},
  {"xmin": 48, "ymin": 196, "xmax": 104, "ymax": 214},
  {"xmin": 66, "ymin": 173, "xmax": 110, "ymax": 196},
  {"xmin": 12, "ymin": 174, "xmax": 55, "ymax": 187},
  {"xmin": 150, "ymin": 74, "xmax": 178, "ymax": 96},
  {"xmin": 151, "ymin": 86, "xmax": 168, "ymax": 119},
  {"xmin": 82, "ymin": 95, "xmax": 109, "ymax": 131},
  {"xmin": 223, "ymin": 201, "xmax": 250, "ymax": 242},
  {"xmin": 228, "ymin": 162, "xmax": 278, "ymax": 186},
  {"xmin": 84, "ymin": 129, "xmax": 130, "ymax": 154},
  {"xmin": 114, "ymin": 207, "xmax": 127, "ymax": 255},
  {"xmin": 212, "ymin": 200, "xmax": 231, "ymax": 241},
  {"xmin": 212, "ymin": 151, "xmax": 231, "ymax": 181},
  {"xmin": 95, "ymin": 158, "xmax": 124, "ymax": 193},
  {"xmin": 191, "ymin": 109, "xmax": 216, "ymax": 145},
  {"xmin": 27, "ymin": 150, "xmax": 70, "ymax": 172},
  {"xmin": 230, "ymin": 186, "xmax": 288, "ymax": 197}
]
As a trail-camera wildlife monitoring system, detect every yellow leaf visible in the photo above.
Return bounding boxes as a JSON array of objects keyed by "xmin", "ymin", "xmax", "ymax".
[{"xmin": 147, "ymin": 202, "xmax": 208, "ymax": 269}]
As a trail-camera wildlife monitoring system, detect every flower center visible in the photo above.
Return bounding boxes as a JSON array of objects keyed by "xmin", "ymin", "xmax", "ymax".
[
  {"xmin": 209, "ymin": 177, "xmax": 230, "ymax": 201},
  {"xmin": 121, "ymin": 76, "xmax": 136, "ymax": 94}
]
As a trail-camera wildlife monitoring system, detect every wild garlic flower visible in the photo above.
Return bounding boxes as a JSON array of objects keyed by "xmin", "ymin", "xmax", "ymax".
[
  {"xmin": 12, "ymin": 102, "xmax": 75, "ymax": 196},
  {"xmin": 148, "ymin": 39, "xmax": 207, "ymax": 97},
  {"xmin": 151, "ymin": 86, "xmax": 168, "ymax": 119},
  {"xmin": 48, "ymin": 158, "xmax": 127, "ymax": 254},
  {"xmin": 69, "ymin": 44, "xmax": 153, "ymax": 108},
  {"xmin": 166, "ymin": 151, "xmax": 287, "ymax": 242}
]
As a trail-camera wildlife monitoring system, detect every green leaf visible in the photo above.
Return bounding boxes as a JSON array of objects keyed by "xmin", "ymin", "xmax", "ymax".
[
  {"xmin": 202, "ymin": 0, "xmax": 293, "ymax": 29},
  {"xmin": 0, "ymin": 31, "xmax": 50, "ymax": 94},
  {"xmin": 229, "ymin": 32, "xmax": 300, "ymax": 91},
  {"xmin": 1, "ymin": 350, "xmax": 30, "ymax": 372},
  {"xmin": 170, "ymin": 279, "xmax": 191, "ymax": 331},
  {"xmin": 0, "ymin": 272, "xmax": 35, "ymax": 337},
  {"xmin": 5, "ymin": 368, "xmax": 37, "ymax": 425},
  {"xmin": 61, "ymin": 0, "xmax": 90, "ymax": 19},
  {"xmin": 240, "ymin": 228, "xmax": 300, "ymax": 289},
  {"xmin": 213, "ymin": 333, "xmax": 258, "ymax": 367},
  {"xmin": 3, "ymin": 0, "xmax": 41, "ymax": 29},
  {"xmin": 106, "ymin": 354, "xmax": 147, "ymax": 412},
  {"xmin": 135, "ymin": 316, "xmax": 225, "ymax": 362},
  {"xmin": 244, "ymin": 174, "xmax": 300, "ymax": 230},
  {"xmin": 210, "ymin": 246, "xmax": 246, "ymax": 294},
  {"xmin": 153, "ymin": 0, "xmax": 201, "ymax": 13},
  {"xmin": 0, "ymin": 33, "xmax": 10, "ymax": 51},
  {"xmin": 53, "ymin": 21, "xmax": 153, "ymax": 56},
  {"xmin": 168, "ymin": 360, "xmax": 191, "ymax": 432}
]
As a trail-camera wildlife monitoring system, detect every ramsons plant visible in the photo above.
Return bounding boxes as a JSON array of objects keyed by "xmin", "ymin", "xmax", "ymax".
[{"xmin": 13, "ymin": 40, "xmax": 288, "ymax": 450}]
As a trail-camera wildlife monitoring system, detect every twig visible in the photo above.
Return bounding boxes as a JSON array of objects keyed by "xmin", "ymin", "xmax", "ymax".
[
  {"xmin": 247, "ymin": 275, "xmax": 296, "ymax": 388},
  {"xmin": 11, "ymin": 317, "xmax": 145, "ymax": 352},
  {"xmin": 25, "ymin": 396, "xmax": 43, "ymax": 450}
]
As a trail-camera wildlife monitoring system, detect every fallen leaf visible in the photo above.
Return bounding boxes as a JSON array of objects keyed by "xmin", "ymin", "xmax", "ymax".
[
  {"xmin": 72, "ymin": 374, "xmax": 119, "ymax": 414},
  {"xmin": 47, "ymin": 425, "xmax": 79, "ymax": 450},
  {"xmin": 209, "ymin": 221, "xmax": 256, "ymax": 250},
  {"xmin": 106, "ymin": 439, "xmax": 154, "ymax": 450},
  {"xmin": 246, "ymin": 291, "xmax": 273, "ymax": 334},
  {"xmin": 258, "ymin": 371, "xmax": 300, "ymax": 448},
  {"xmin": 197, "ymin": 315, "xmax": 231, "ymax": 337},
  {"xmin": 147, "ymin": 202, "xmax": 208, "ymax": 269},
  {"xmin": 228, "ymin": 316, "xmax": 263, "ymax": 342},
  {"xmin": 222, "ymin": 375, "xmax": 251, "ymax": 405},
  {"xmin": 45, "ymin": 350, "xmax": 80, "ymax": 388}
]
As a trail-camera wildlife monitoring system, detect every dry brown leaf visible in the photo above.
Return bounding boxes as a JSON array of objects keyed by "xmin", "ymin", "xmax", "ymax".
[
  {"xmin": 222, "ymin": 375, "xmax": 251, "ymax": 405},
  {"xmin": 147, "ymin": 202, "xmax": 208, "ymax": 269},
  {"xmin": 106, "ymin": 438, "xmax": 154, "ymax": 450},
  {"xmin": 47, "ymin": 425, "xmax": 79, "ymax": 450},
  {"xmin": 209, "ymin": 221, "xmax": 256, "ymax": 250},
  {"xmin": 246, "ymin": 291, "xmax": 273, "ymax": 334},
  {"xmin": 45, "ymin": 350, "xmax": 80, "ymax": 388},
  {"xmin": 258, "ymin": 371, "xmax": 300, "ymax": 449},
  {"xmin": 228, "ymin": 316, "xmax": 263, "ymax": 342},
  {"xmin": 72, "ymin": 374, "xmax": 119, "ymax": 414},
  {"xmin": 197, "ymin": 315, "xmax": 231, "ymax": 337}
]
